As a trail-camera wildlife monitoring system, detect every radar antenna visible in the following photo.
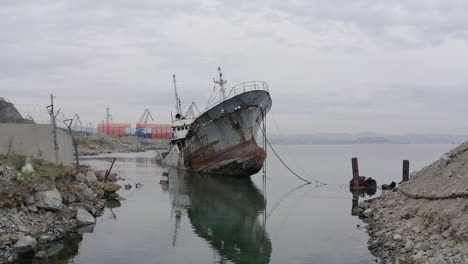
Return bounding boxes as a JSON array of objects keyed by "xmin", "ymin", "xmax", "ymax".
[{"xmin": 213, "ymin": 66, "xmax": 227, "ymax": 100}]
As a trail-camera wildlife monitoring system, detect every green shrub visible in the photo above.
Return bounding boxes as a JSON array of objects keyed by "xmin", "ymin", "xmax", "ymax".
[
  {"xmin": 7, "ymin": 154, "xmax": 26, "ymax": 170},
  {"xmin": 10, "ymin": 175, "xmax": 24, "ymax": 184}
]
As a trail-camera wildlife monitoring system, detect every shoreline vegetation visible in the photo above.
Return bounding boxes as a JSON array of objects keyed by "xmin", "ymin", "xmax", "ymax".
[{"xmin": 356, "ymin": 142, "xmax": 468, "ymax": 263}]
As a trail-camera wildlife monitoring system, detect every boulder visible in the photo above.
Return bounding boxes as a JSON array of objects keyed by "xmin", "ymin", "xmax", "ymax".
[
  {"xmin": 104, "ymin": 183, "xmax": 121, "ymax": 193},
  {"xmin": 363, "ymin": 208, "xmax": 373, "ymax": 217},
  {"xmin": 405, "ymin": 240, "xmax": 414, "ymax": 250},
  {"xmin": 76, "ymin": 207, "xmax": 95, "ymax": 227},
  {"xmin": 83, "ymin": 187, "xmax": 94, "ymax": 201},
  {"xmin": 86, "ymin": 171, "xmax": 98, "ymax": 183},
  {"xmin": 21, "ymin": 163, "xmax": 34, "ymax": 174},
  {"xmin": 95, "ymin": 170, "xmax": 105, "ymax": 181},
  {"xmin": 35, "ymin": 242, "xmax": 64, "ymax": 258},
  {"xmin": 27, "ymin": 204, "xmax": 38, "ymax": 212},
  {"xmin": 439, "ymin": 154, "xmax": 449, "ymax": 169},
  {"xmin": 34, "ymin": 189, "xmax": 63, "ymax": 211},
  {"xmin": 75, "ymin": 173, "xmax": 90, "ymax": 186},
  {"xmin": 14, "ymin": 233, "xmax": 37, "ymax": 253}
]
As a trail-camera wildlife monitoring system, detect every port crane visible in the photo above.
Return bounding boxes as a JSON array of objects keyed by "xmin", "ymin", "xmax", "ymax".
[
  {"xmin": 185, "ymin": 102, "xmax": 201, "ymax": 119},
  {"xmin": 138, "ymin": 109, "xmax": 154, "ymax": 124},
  {"xmin": 136, "ymin": 109, "xmax": 154, "ymax": 138}
]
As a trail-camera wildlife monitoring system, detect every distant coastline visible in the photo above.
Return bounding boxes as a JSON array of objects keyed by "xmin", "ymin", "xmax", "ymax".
[{"xmin": 267, "ymin": 133, "xmax": 468, "ymax": 145}]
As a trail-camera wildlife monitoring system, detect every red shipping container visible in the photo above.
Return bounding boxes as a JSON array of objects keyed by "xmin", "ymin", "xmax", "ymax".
[{"xmin": 97, "ymin": 123, "xmax": 131, "ymax": 137}]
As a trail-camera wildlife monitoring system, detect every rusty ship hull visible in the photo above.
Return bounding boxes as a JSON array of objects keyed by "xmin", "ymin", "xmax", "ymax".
[{"xmin": 163, "ymin": 89, "xmax": 272, "ymax": 177}]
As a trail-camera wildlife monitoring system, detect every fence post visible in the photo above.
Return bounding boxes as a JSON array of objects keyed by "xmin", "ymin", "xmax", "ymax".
[
  {"xmin": 351, "ymin": 157, "xmax": 360, "ymax": 188},
  {"xmin": 402, "ymin": 160, "xmax": 410, "ymax": 182}
]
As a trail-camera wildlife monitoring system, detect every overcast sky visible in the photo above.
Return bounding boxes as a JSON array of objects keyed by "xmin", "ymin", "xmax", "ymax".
[{"xmin": 2, "ymin": 0, "xmax": 468, "ymax": 134}]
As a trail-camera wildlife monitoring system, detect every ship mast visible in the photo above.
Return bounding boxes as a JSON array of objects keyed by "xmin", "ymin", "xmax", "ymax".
[
  {"xmin": 173, "ymin": 74, "xmax": 183, "ymax": 119},
  {"xmin": 214, "ymin": 66, "xmax": 227, "ymax": 100}
]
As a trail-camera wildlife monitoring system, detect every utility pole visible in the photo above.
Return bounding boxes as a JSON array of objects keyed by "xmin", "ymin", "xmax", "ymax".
[
  {"xmin": 64, "ymin": 117, "xmax": 80, "ymax": 174},
  {"xmin": 46, "ymin": 94, "xmax": 60, "ymax": 164},
  {"xmin": 106, "ymin": 107, "xmax": 110, "ymax": 135}
]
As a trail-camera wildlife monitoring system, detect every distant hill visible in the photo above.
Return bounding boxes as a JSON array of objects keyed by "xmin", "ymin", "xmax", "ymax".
[
  {"xmin": 0, "ymin": 97, "xmax": 34, "ymax": 124},
  {"xmin": 267, "ymin": 132, "xmax": 468, "ymax": 145}
]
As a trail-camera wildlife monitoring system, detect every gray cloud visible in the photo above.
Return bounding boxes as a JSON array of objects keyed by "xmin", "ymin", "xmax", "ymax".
[{"xmin": 1, "ymin": 1, "xmax": 468, "ymax": 133}]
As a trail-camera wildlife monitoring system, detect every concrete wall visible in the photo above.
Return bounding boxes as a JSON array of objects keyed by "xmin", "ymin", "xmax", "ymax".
[{"xmin": 0, "ymin": 124, "xmax": 74, "ymax": 165}]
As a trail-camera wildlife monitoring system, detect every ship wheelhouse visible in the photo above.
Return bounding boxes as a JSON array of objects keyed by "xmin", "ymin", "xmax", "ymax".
[{"xmin": 170, "ymin": 118, "xmax": 194, "ymax": 150}]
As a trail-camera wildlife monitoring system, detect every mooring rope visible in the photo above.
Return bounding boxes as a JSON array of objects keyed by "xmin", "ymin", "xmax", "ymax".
[
  {"xmin": 398, "ymin": 188, "xmax": 468, "ymax": 200},
  {"xmin": 257, "ymin": 120, "xmax": 326, "ymax": 185},
  {"xmin": 266, "ymin": 183, "xmax": 310, "ymax": 219}
]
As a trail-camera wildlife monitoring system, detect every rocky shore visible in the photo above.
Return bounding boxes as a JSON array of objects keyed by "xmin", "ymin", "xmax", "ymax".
[
  {"xmin": 0, "ymin": 155, "xmax": 121, "ymax": 263},
  {"xmin": 77, "ymin": 133, "xmax": 168, "ymax": 156},
  {"xmin": 357, "ymin": 142, "xmax": 468, "ymax": 264}
]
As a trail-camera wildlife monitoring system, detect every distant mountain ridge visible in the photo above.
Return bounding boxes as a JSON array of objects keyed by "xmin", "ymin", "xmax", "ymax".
[{"xmin": 268, "ymin": 132, "xmax": 468, "ymax": 144}]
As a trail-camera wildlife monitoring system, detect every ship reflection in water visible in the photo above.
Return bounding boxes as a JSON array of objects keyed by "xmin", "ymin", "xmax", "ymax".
[{"xmin": 163, "ymin": 169, "xmax": 272, "ymax": 264}]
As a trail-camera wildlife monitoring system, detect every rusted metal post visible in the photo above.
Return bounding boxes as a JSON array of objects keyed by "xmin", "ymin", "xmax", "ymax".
[
  {"xmin": 402, "ymin": 160, "xmax": 410, "ymax": 182},
  {"xmin": 351, "ymin": 157, "xmax": 359, "ymax": 188},
  {"xmin": 104, "ymin": 158, "xmax": 116, "ymax": 183}
]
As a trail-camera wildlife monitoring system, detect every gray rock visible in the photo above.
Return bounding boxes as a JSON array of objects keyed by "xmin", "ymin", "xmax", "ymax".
[
  {"xmin": 21, "ymin": 163, "xmax": 34, "ymax": 174},
  {"xmin": 86, "ymin": 171, "xmax": 98, "ymax": 183},
  {"xmin": 27, "ymin": 204, "xmax": 38, "ymax": 212},
  {"xmin": 441, "ymin": 229, "xmax": 451, "ymax": 238},
  {"xmin": 26, "ymin": 196, "xmax": 35, "ymax": 205},
  {"xmin": 439, "ymin": 154, "xmax": 449, "ymax": 169},
  {"xmin": 405, "ymin": 240, "xmax": 414, "ymax": 249},
  {"xmin": 35, "ymin": 189, "xmax": 63, "ymax": 211},
  {"xmin": 83, "ymin": 187, "xmax": 94, "ymax": 201},
  {"xmin": 13, "ymin": 233, "xmax": 37, "ymax": 253},
  {"xmin": 77, "ymin": 224, "xmax": 95, "ymax": 234},
  {"xmin": 358, "ymin": 201, "xmax": 370, "ymax": 209},
  {"xmin": 393, "ymin": 233, "xmax": 402, "ymax": 240},
  {"xmin": 76, "ymin": 207, "xmax": 95, "ymax": 227},
  {"xmin": 428, "ymin": 253, "xmax": 447, "ymax": 264},
  {"xmin": 384, "ymin": 200, "xmax": 396, "ymax": 208},
  {"xmin": 104, "ymin": 183, "xmax": 121, "ymax": 193},
  {"xmin": 35, "ymin": 242, "xmax": 64, "ymax": 258},
  {"xmin": 0, "ymin": 234, "xmax": 11, "ymax": 245},
  {"xmin": 363, "ymin": 208, "xmax": 373, "ymax": 217},
  {"xmin": 76, "ymin": 173, "xmax": 90, "ymax": 186}
]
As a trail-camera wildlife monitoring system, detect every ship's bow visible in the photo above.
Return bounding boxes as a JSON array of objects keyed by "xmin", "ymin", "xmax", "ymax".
[{"xmin": 187, "ymin": 88, "xmax": 271, "ymax": 177}]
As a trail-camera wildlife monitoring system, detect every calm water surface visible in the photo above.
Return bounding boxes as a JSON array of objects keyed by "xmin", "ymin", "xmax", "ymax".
[{"xmin": 24, "ymin": 144, "xmax": 454, "ymax": 263}]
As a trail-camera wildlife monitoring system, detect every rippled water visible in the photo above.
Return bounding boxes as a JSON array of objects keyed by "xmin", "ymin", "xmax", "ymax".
[{"xmin": 19, "ymin": 144, "xmax": 453, "ymax": 264}]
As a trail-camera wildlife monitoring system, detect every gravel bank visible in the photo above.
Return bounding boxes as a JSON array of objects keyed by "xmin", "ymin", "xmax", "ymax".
[
  {"xmin": 77, "ymin": 133, "xmax": 168, "ymax": 155},
  {"xmin": 358, "ymin": 142, "xmax": 468, "ymax": 263}
]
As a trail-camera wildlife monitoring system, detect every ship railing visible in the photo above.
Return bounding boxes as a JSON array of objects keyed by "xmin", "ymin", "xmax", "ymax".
[
  {"xmin": 227, "ymin": 81, "xmax": 269, "ymax": 98},
  {"xmin": 205, "ymin": 81, "xmax": 269, "ymax": 110}
]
